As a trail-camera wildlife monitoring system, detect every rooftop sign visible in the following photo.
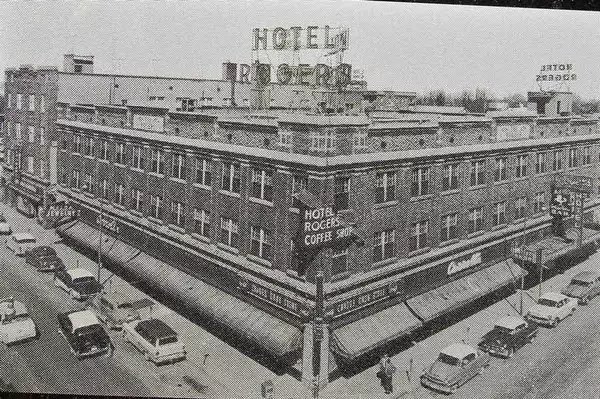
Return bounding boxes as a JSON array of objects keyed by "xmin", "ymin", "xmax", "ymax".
[
  {"xmin": 252, "ymin": 26, "xmax": 349, "ymax": 52},
  {"xmin": 536, "ymin": 63, "xmax": 576, "ymax": 83}
]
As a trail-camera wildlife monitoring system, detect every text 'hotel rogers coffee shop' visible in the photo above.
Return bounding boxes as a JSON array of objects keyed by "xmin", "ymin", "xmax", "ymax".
[{"xmin": 4, "ymin": 25, "xmax": 600, "ymax": 383}]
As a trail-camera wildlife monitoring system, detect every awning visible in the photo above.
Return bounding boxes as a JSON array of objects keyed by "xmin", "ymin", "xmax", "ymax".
[
  {"xmin": 406, "ymin": 260, "xmax": 526, "ymax": 322},
  {"xmin": 515, "ymin": 228, "xmax": 600, "ymax": 267},
  {"xmin": 57, "ymin": 221, "xmax": 116, "ymax": 253},
  {"xmin": 106, "ymin": 239, "xmax": 140, "ymax": 266},
  {"xmin": 330, "ymin": 302, "xmax": 421, "ymax": 360}
]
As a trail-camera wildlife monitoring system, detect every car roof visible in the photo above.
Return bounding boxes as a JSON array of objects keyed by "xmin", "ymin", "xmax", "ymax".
[
  {"xmin": 0, "ymin": 299, "xmax": 27, "ymax": 315},
  {"xmin": 441, "ymin": 343, "xmax": 476, "ymax": 359},
  {"xmin": 68, "ymin": 310, "xmax": 100, "ymax": 330},
  {"xmin": 31, "ymin": 245, "xmax": 56, "ymax": 253},
  {"xmin": 495, "ymin": 316, "xmax": 526, "ymax": 330},
  {"xmin": 12, "ymin": 232, "xmax": 36, "ymax": 241},
  {"xmin": 540, "ymin": 292, "xmax": 568, "ymax": 302},
  {"xmin": 136, "ymin": 318, "xmax": 176, "ymax": 340},
  {"xmin": 66, "ymin": 268, "xmax": 95, "ymax": 279},
  {"xmin": 99, "ymin": 290, "xmax": 146, "ymax": 304},
  {"xmin": 572, "ymin": 271, "xmax": 600, "ymax": 282}
]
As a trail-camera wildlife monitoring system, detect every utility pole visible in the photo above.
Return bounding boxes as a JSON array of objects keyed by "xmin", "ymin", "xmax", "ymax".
[{"xmin": 312, "ymin": 267, "xmax": 324, "ymax": 399}]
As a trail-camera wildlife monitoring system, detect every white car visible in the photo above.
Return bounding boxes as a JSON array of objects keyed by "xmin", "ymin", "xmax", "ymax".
[
  {"xmin": 6, "ymin": 232, "xmax": 37, "ymax": 256},
  {"xmin": 526, "ymin": 292, "xmax": 577, "ymax": 327},
  {"xmin": 0, "ymin": 222, "xmax": 12, "ymax": 235},
  {"xmin": 122, "ymin": 318, "xmax": 186, "ymax": 365},
  {"xmin": 0, "ymin": 297, "xmax": 37, "ymax": 344},
  {"xmin": 54, "ymin": 268, "xmax": 102, "ymax": 301}
]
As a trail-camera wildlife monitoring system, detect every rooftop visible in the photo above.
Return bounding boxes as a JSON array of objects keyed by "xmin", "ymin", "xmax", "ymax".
[
  {"xmin": 441, "ymin": 343, "xmax": 476, "ymax": 359},
  {"xmin": 68, "ymin": 309, "xmax": 100, "ymax": 330},
  {"xmin": 66, "ymin": 268, "xmax": 95, "ymax": 280},
  {"xmin": 495, "ymin": 316, "xmax": 526, "ymax": 330}
]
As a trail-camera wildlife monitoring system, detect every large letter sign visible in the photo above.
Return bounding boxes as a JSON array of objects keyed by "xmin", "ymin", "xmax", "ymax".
[{"xmin": 299, "ymin": 206, "xmax": 354, "ymax": 250}]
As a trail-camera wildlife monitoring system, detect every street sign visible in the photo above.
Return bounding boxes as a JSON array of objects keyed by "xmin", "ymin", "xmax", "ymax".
[
  {"xmin": 565, "ymin": 175, "xmax": 593, "ymax": 193},
  {"xmin": 549, "ymin": 190, "xmax": 571, "ymax": 217}
]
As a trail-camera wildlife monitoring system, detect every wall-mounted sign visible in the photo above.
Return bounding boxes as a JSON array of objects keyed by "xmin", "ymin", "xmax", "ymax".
[
  {"xmin": 299, "ymin": 206, "xmax": 354, "ymax": 249},
  {"xmin": 550, "ymin": 190, "xmax": 572, "ymax": 217},
  {"xmin": 565, "ymin": 174, "xmax": 593, "ymax": 193},
  {"xmin": 238, "ymin": 276, "xmax": 309, "ymax": 318},
  {"xmin": 96, "ymin": 214, "xmax": 120, "ymax": 234},
  {"xmin": 45, "ymin": 204, "xmax": 80, "ymax": 218},
  {"xmin": 327, "ymin": 285, "xmax": 390, "ymax": 318},
  {"xmin": 447, "ymin": 252, "xmax": 482, "ymax": 276},
  {"xmin": 536, "ymin": 63, "xmax": 577, "ymax": 82}
]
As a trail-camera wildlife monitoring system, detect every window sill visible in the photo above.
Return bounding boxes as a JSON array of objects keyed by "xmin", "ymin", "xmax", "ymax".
[
  {"xmin": 439, "ymin": 238, "xmax": 460, "ymax": 247},
  {"xmin": 512, "ymin": 217, "xmax": 527, "ymax": 225},
  {"xmin": 289, "ymin": 207, "xmax": 300, "ymax": 214},
  {"xmin": 129, "ymin": 209, "xmax": 143, "ymax": 217},
  {"xmin": 493, "ymin": 179, "xmax": 509, "ymax": 186},
  {"xmin": 191, "ymin": 233, "xmax": 211, "ymax": 244},
  {"xmin": 217, "ymin": 242, "xmax": 239, "ymax": 254},
  {"xmin": 408, "ymin": 247, "xmax": 431, "ymax": 257},
  {"xmin": 84, "ymin": 155, "xmax": 95, "ymax": 160},
  {"xmin": 131, "ymin": 167, "xmax": 145, "ymax": 173},
  {"xmin": 98, "ymin": 159, "xmax": 109, "ymax": 164},
  {"xmin": 99, "ymin": 198, "xmax": 110, "ymax": 205},
  {"xmin": 114, "ymin": 162, "xmax": 127, "ymax": 168},
  {"xmin": 147, "ymin": 216, "xmax": 163, "ymax": 225},
  {"xmin": 491, "ymin": 223, "xmax": 507, "ymax": 231},
  {"xmin": 409, "ymin": 194, "xmax": 433, "ymax": 202},
  {"xmin": 373, "ymin": 200, "xmax": 398, "ymax": 209},
  {"xmin": 113, "ymin": 203, "xmax": 126, "ymax": 211},
  {"xmin": 168, "ymin": 224, "xmax": 185, "ymax": 234},
  {"xmin": 468, "ymin": 184, "xmax": 487, "ymax": 191},
  {"xmin": 246, "ymin": 254, "xmax": 272, "ymax": 268},
  {"xmin": 219, "ymin": 189, "xmax": 241, "ymax": 199},
  {"xmin": 192, "ymin": 183, "xmax": 211, "ymax": 191},
  {"xmin": 83, "ymin": 191, "xmax": 95, "ymax": 198},
  {"xmin": 513, "ymin": 176, "xmax": 528, "ymax": 182},
  {"xmin": 372, "ymin": 257, "xmax": 398, "ymax": 268},
  {"xmin": 330, "ymin": 271, "xmax": 351, "ymax": 283},
  {"xmin": 467, "ymin": 230, "xmax": 485, "ymax": 239},
  {"xmin": 285, "ymin": 269, "xmax": 306, "ymax": 282},
  {"xmin": 169, "ymin": 177, "xmax": 186, "ymax": 184},
  {"xmin": 249, "ymin": 197, "xmax": 273, "ymax": 207},
  {"xmin": 440, "ymin": 189, "xmax": 460, "ymax": 196},
  {"xmin": 72, "ymin": 188, "xmax": 82, "ymax": 193},
  {"xmin": 148, "ymin": 172, "xmax": 164, "ymax": 178}
]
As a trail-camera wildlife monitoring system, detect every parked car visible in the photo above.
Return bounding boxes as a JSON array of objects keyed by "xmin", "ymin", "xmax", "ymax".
[
  {"xmin": 89, "ymin": 291, "xmax": 155, "ymax": 330},
  {"xmin": 54, "ymin": 268, "xmax": 102, "ymax": 301},
  {"xmin": 6, "ymin": 233, "xmax": 37, "ymax": 256},
  {"xmin": 561, "ymin": 270, "xmax": 600, "ymax": 305},
  {"xmin": 57, "ymin": 309, "xmax": 113, "ymax": 359},
  {"xmin": 525, "ymin": 292, "xmax": 577, "ymax": 327},
  {"xmin": 421, "ymin": 343, "xmax": 490, "ymax": 394},
  {"xmin": 25, "ymin": 246, "xmax": 65, "ymax": 272},
  {"xmin": 0, "ymin": 220, "xmax": 11, "ymax": 235},
  {"xmin": 478, "ymin": 316, "xmax": 538, "ymax": 358},
  {"xmin": 0, "ymin": 297, "xmax": 37, "ymax": 344},
  {"xmin": 122, "ymin": 318, "xmax": 186, "ymax": 365}
]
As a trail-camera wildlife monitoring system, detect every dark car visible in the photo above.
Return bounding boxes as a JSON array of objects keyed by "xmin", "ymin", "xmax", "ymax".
[
  {"xmin": 54, "ymin": 268, "xmax": 102, "ymax": 301},
  {"xmin": 25, "ymin": 246, "xmax": 65, "ymax": 272},
  {"xmin": 478, "ymin": 316, "xmax": 538, "ymax": 358},
  {"xmin": 561, "ymin": 271, "xmax": 600, "ymax": 305},
  {"xmin": 57, "ymin": 309, "xmax": 113, "ymax": 359}
]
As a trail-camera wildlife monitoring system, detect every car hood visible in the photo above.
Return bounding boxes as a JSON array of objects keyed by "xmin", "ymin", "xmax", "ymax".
[
  {"xmin": 480, "ymin": 329, "xmax": 509, "ymax": 347},
  {"xmin": 561, "ymin": 285, "xmax": 589, "ymax": 298},
  {"xmin": 527, "ymin": 304, "xmax": 555, "ymax": 317},
  {"xmin": 425, "ymin": 361, "xmax": 460, "ymax": 383}
]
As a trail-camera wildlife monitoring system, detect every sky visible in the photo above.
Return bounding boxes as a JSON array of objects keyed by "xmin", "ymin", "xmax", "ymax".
[{"xmin": 1, "ymin": 0, "xmax": 599, "ymax": 99}]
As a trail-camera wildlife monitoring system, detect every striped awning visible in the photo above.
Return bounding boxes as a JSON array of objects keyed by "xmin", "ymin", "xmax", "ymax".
[{"xmin": 58, "ymin": 221, "xmax": 116, "ymax": 254}]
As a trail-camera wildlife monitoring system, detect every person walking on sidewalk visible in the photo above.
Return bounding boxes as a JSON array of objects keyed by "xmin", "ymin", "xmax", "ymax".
[{"xmin": 377, "ymin": 353, "xmax": 396, "ymax": 394}]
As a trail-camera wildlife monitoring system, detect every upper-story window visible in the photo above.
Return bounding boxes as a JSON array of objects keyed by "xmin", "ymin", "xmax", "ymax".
[
  {"xmin": 411, "ymin": 167, "xmax": 430, "ymax": 197},
  {"xmin": 149, "ymin": 194, "xmax": 163, "ymax": 219},
  {"xmin": 353, "ymin": 131, "xmax": 368, "ymax": 152},
  {"xmin": 100, "ymin": 179, "xmax": 109, "ymax": 200},
  {"xmin": 40, "ymin": 96, "xmax": 45, "ymax": 113},
  {"xmin": 291, "ymin": 175, "xmax": 308, "ymax": 208},
  {"xmin": 170, "ymin": 201, "xmax": 186, "ymax": 227},
  {"xmin": 515, "ymin": 154, "xmax": 527, "ymax": 178},
  {"xmin": 73, "ymin": 135, "xmax": 82, "ymax": 153},
  {"xmin": 409, "ymin": 221, "xmax": 428, "ymax": 252},
  {"xmin": 331, "ymin": 247, "xmax": 349, "ymax": 276},
  {"xmin": 84, "ymin": 173, "xmax": 94, "ymax": 194},
  {"xmin": 28, "ymin": 126, "xmax": 35, "ymax": 143},
  {"xmin": 470, "ymin": 160, "xmax": 485, "ymax": 186},
  {"xmin": 535, "ymin": 152, "xmax": 546, "ymax": 174},
  {"xmin": 7, "ymin": 93, "xmax": 11, "ymax": 109},
  {"xmin": 221, "ymin": 162, "xmax": 240, "ymax": 194},
  {"xmin": 468, "ymin": 207, "xmax": 484, "ymax": 234},
  {"xmin": 373, "ymin": 229, "xmax": 395, "ymax": 263},
  {"xmin": 493, "ymin": 201, "xmax": 506, "ymax": 226},
  {"xmin": 193, "ymin": 208, "xmax": 210, "ymax": 238},
  {"xmin": 150, "ymin": 149, "xmax": 165, "ymax": 174},
  {"xmin": 583, "ymin": 146, "xmax": 591, "ymax": 165},
  {"xmin": 334, "ymin": 176, "xmax": 350, "ymax": 211},
  {"xmin": 250, "ymin": 226, "xmax": 273, "ymax": 262},
  {"xmin": 251, "ymin": 168, "xmax": 274, "ymax": 202},
  {"xmin": 194, "ymin": 157, "xmax": 211, "ymax": 186},
  {"xmin": 310, "ymin": 128, "xmax": 336, "ymax": 152},
  {"xmin": 83, "ymin": 137, "xmax": 93, "ymax": 156},
  {"xmin": 100, "ymin": 140, "xmax": 110, "ymax": 160},
  {"xmin": 534, "ymin": 192, "xmax": 545, "ymax": 214},
  {"xmin": 171, "ymin": 153, "xmax": 186, "ymax": 180},
  {"xmin": 568, "ymin": 148, "xmax": 578, "ymax": 168},
  {"xmin": 16, "ymin": 93, "xmax": 22, "ymax": 110},
  {"xmin": 375, "ymin": 171, "xmax": 396, "ymax": 203},
  {"xmin": 130, "ymin": 189, "xmax": 144, "ymax": 212},
  {"xmin": 495, "ymin": 157, "xmax": 507, "ymax": 182},
  {"xmin": 279, "ymin": 130, "xmax": 292, "ymax": 148},
  {"xmin": 442, "ymin": 164, "xmax": 458, "ymax": 191},
  {"xmin": 15, "ymin": 122, "xmax": 21, "ymax": 141},
  {"xmin": 114, "ymin": 183, "xmax": 125, "ymax": 205},
  {"xmin": 71, "ymin": 169, "xmax": 81, "ymax": 189},
  {"xmin": 39, "ymin": 127, "xmax": 45, "ymax": 146},
  {"xmin": 440, "ymin": 213, "xmax": 458, "ymax": 242},
  {"xmin": 28, "ymin": 94, "xmax": 35, "ymax": 111},
  {"xmin": 515, "ymin": 196, "xmax": 527, "ymax": 220},
  {"xmin": 220, "ymin": 217, "xmax": 239, "ymax": 249},
  {"xmin": 553, "ymin": 150, "xmax": 563, "ymax": 171},
  {"xmin": 132, "ymin": 146, "xmax": 145, "ymax": 170},
  {"xmin": 114, "ymin": 142, "xmax": 126, "ymax": 164}
]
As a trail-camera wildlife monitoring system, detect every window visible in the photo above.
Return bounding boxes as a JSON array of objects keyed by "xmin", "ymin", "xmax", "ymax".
[
  {"xmin": 100, "ymin": 140, "xmax": 110, "ymax": 160},
  {"xmin": 535, "ymin": 152, "xmax": 546, "ymax": 174},
  {"xmin": 71, "ymin": 169, "xmax": 80, "ymax": 188},
  {"xmin": 250, "ymin": 226, "xmax": 272, "ymax": 261},
  {"xmin": 411, "ymin": 167, "xmax": 430, "ymax": 197},
  {"xmin": 375, "ymin": 171, "xmax": 396, "ymax": 203},
  {"xmin": 534, "ymin": 192, "xmax": 545, "ymax": 214},
  {"xmin": 170, "ymin": 201, "xmax": 185, "ymax": 227},
  {"xmin": 470, "ymin": 160, "xmax": 485, "ymax": 186},
  {"xmin": 251, "ymin": 168, "xmax": 274, "ymax": 202},
  {"xmin": 515, "ymin": 155, "xmax": 527, "ymax": 178},
  {"xmin": 553, "ymin": 150, "xmax": 563, "ymax": 171},
  {"xmin": 27, "ymin": 156, "xmax": 34, "ymax": 174},
  {"xmin": 83, "ymin": 137, "xmax": 92, "ymax": 156},
  {"xmin": 222, "ymin": 98, "xmax": 232, "ymax": 107},
  {"xmin": 7, "ymin": 93, "xmax": 11, "ymax": 109},
  {"xmin": 149, "ymin": 194, "xmax": 163, "ymax": 219},
  {"xmin": 72, "ymin": 134, "xmax": 81, "ymax": 153},
  {"xmin": 40, "ymin": 96, "xmax": 45, "ymax": 113},
  {"xmin": 353, "ymin": 131, "xmax": 368, "ymax": 151},
  {"xmin": 132, "ymin": 146, "xmax": 145, "ymax": 169},
  {"xmin": 28, "ymin": 125, "xmax": 35, "ymax": 143},
  {"xmin": 221, "ymin": 162, "xmax": 240, "ymax": 193},
  {"xmin": 115, "ymin": 143, "xmax": 126, "ymax": 164},
  {"xmin": 468, "ymin": 207, "xmax": 484, "ymax": 234},
  {"xmin": 334, "ymin": 176, "xmax": 350, "ymax": 211},
  {"xmin": 193, "ymin": 208, "xmax": 210, "ymax": 237},
  {"xmin": 150, "ymin": 149, "xmax": 164, "ymax": 174},
  {"xmin": 220, "ymin": 217, "xmax": 239, "ymax": 248},
  {"xmin": 114, "ymin": 183, "xmax": 125, "ymax": 205},
  {"xmin": 493, "ymin": 201, "xmax": 506, "ymax": 226},
  {"xmin": 100, "ymin": 179, "xmax": 109, "ymax": 199},
  {"xmin": 373, "ymin": 229, "xmax": 395, "ymax": 262},
  {"xmin": 583, "ymin": 146, "xmax": 591, "ymax": 165},
  {"xmin": 440, "ymin": 213, "xmax": 458, "ymax": 242},
  {"xmin": 84, "ymin": 173, "xmax": 94, "ymax": 194},
  {"xmin": 130, "ymin": 189, "xmax": 144, "ymax": 212},
  {"xmin": 310, "ymin": 128, "xmax": 336, "ymax": 152},
  {"xmin": 494, "ymin": 157, "xmax": 507, "ymax": 181},
  {"xmin": 15, "ymin": 123, "xmax": 21, "ymax": 140},
  {"xmin": 29, "ymin": 94, "xmax": 35, "ymax": 111},
  {"xmin": 568, "ymin": 148, "xmax": 578, "ymax": 168},
  {"xmin": 39, "ymin": 127, "xmax": 45, "ymax": 146},
  {"xmin": 179, "ymin": 98, "xmax": 196, "ymax": 112},
  {"xmin": 514, "ymin": 196, "xmax": 527, "ymax": 220},
  {"xmin": 331, "ymin": 247, "xmax": 348, "ymax": 276},
  {"xmin": 16, "ymin": 93, "xmax": 22, "ymax": 110},
  {"xmin": 194, "ymin": 157, "xmax": 211, "ymax": 186},
  {"xmin": 442, "ymin": 164, "xmax": 458, "ymax": 191},
  {"xmin": 279, "ymin": 130, "xmax": 292, "ymax": 147},
  {"xmin": 291, "ymin": 175, "xmax": 308, "ymax": 208},
  {"xmin": 409, "ymin": 221, "xmax": 428, "ymax": 252},
  {"xmin": 171, "ymin": 153, "xmax": 186, "ymax": 180}
]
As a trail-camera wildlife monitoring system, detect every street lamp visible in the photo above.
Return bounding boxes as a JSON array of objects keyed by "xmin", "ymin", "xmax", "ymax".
[{"xmin": 81, "ymin": 181, "xmax": 103, "ymax": 285}]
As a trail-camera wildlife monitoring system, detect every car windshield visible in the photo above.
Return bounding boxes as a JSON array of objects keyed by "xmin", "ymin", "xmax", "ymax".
[
  {"xmin": 538, "ymin": 298, "xmax": 559, "ymax": 307},
  {"xmin": 158, "ymin": 335, "xmax": 178, "ymax": 346},
  {"xmin": 437, "ymin": 353, "xmax": 460, "ymax": 366},
  {"xmin": 18, "ymin": 238, "xmax": 36, "ymax": 244},
  {"xmin": 74, "ymin": 324, "xmax": 103, "ymax": 336},
  {"xmin": 571, "ymin": 279, "xmax": 591, "ymax": 287},
  {"xmin": 494, "ymin": 325, "xmax": 514, "ymax": 334},
  {"xmin": 73, "ymin": 276, "xmax": 96, "ymax": 285},
  {"xmin": 3, "ymin": 312, "xmax": 29, "ymax": 324},
  {"xmin": 117, "ymin": 303, "xmax": 132, "ymax": 309}
]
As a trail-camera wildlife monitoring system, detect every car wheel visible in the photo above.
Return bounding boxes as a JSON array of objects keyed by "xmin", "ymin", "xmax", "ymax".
[
  {"xmin": 53, "ymin": 277, "xmax": 59, "ymax": 287},
  {"xmin": 571, "ymin": 308, "xmax": 576, "ymax": 315},
  {"xmin": 450, "ymin": 384, "xmax": 459, "ymax": 393},
  {"xmin": 144, "ymin": 351, "xmax": 151, "ymax": 361},
  {"xmin": 552, "ymin": 318, "xmax": 560, "ymax": 327},
  {"xmin": 506, "ymin": 347, "xmax": 514, "ymax": 358},
  {"xmin": 529, "ymin": 334, "xmax": 536, "ymax": 343},
  {"xmin": 69, "ymin": 289, "xmax": 75, "ymax": 298}
]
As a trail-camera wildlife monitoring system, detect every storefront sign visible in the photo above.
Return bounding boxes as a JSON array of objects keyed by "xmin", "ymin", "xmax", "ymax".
[
  {"xmin": 328, "ymin": 285, "xmax": 390, "ymax": 317},
  {"xmin": 45, "ymin": 204, "xmax": 80, "ymax": 218},
  {"xmin": 96, "ymin": 214, "xmax": 120, "ymax": 234},
  {"xmin": 239, "ymin": 277, "xmax": 308, "ymax": 317},
  {"xmin": 565, "ymin": 175, "xmax": 593, "ymax": 193},
  {"xmin": 512, "ymin": 245, "xmax": 535, "ymax": 264},
  {"xmin": 536, "ymin": 63, "xmax": 576, "ymax": 82},
  {"xmin": 299, "ymin": 206, "xmax": 354, "ymax": 249},
  {"xmin": 550, "ymin": 190, "xmax": 572, "ymax": 217},
  {"xmin": 572, "ymin": 192, "xmax": 585, "ymax": 246},
  {"xmin": 447, "ymin": 252, "xmax": 482, "ymax": 276}
]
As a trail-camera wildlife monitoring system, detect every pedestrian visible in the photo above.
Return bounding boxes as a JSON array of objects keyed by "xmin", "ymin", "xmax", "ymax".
[{"xmin": 377, "ymin": 353, "xmax": 396, "ymax": 394}]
